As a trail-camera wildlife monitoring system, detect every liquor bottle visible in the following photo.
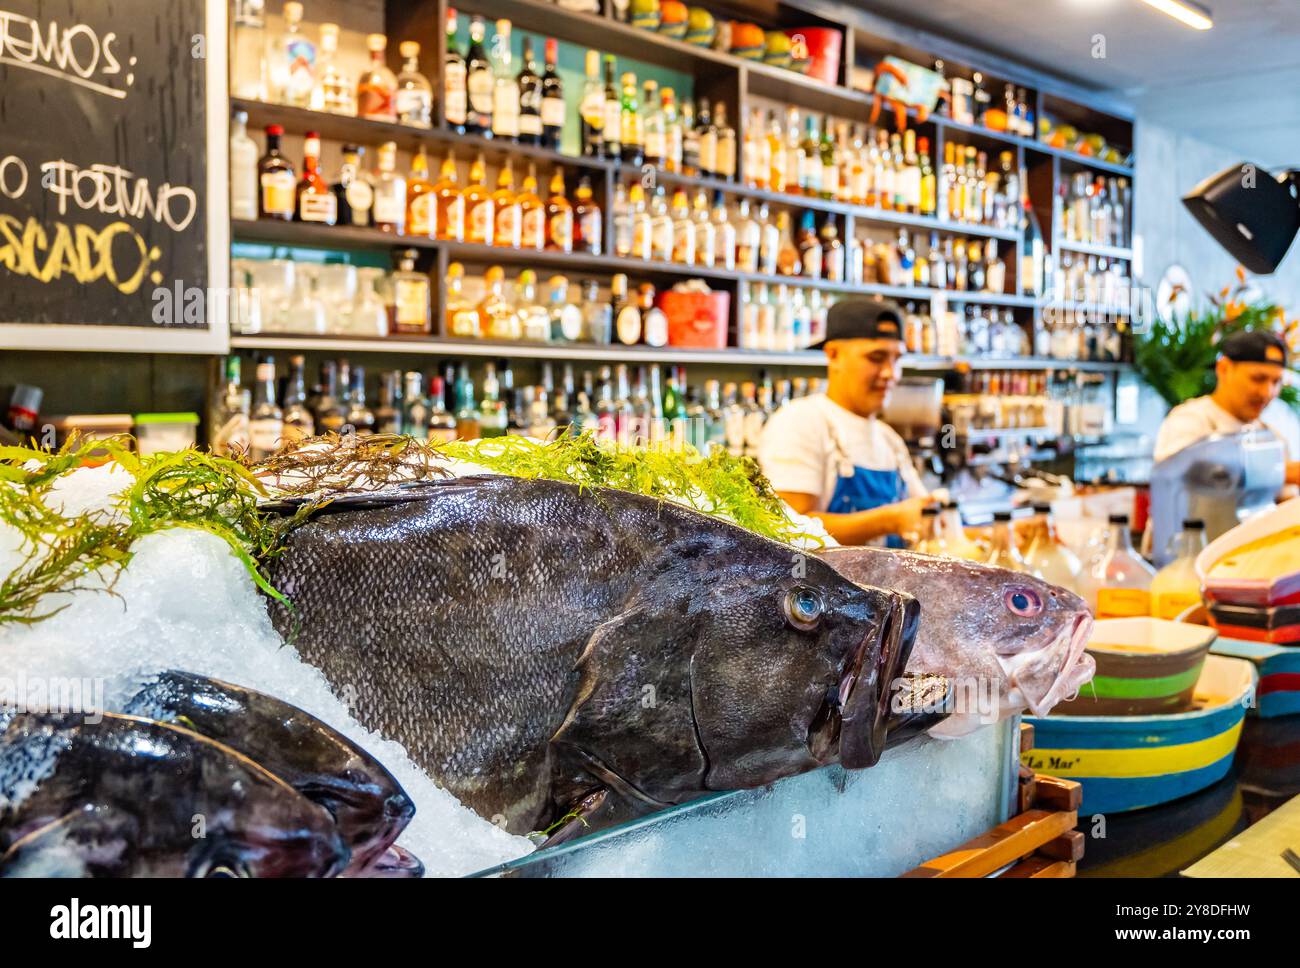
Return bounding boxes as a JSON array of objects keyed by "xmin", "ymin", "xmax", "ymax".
[
  {"xmin": 548, "ymin": 275, "xmax": 583, "ymax": 342},
  {"xmin": 735, "ymin": 198, "xmax": 758, "ymax": 272},
  {"xmin": 796, "ymin": 211, "xmax": 822, "ymax": 279},
  {"xmin": 696, "ymin": 99, "xmax": 716, "ymax": 178},
  {"xmin": 743, "ymin": 108, "xmax": 767, "ymax": 190},
  {"xmin": 212, "ymin": 356, "xmax": 251, "ymax": 456},
  {"xmin": 612, "ymin": 181, "xmax": 632, "ymax": 257},
  {"xmin": 642, "ymin": 79, "xmax": 665, "ymax": 167},
  {"xmin": 249, "ymin": 355, "xmax": 284, "ymax": 460},
  {"xmin": 901, "ymin": 129, "xmax": 921, "ymax": 214},
  {"xmin": 628, "ymin": 182, "xmax": 652, "ymax": 259},
  {"xmin": 372, "ymin": 142, "xmax": 406, "ymax": 234},
  {"xmin": 775, "ymin": 210, "xmax": 799, "ymax": 276},
  {"xmin": 230, "ymin": 110, "xmax": 258, "ymax": 221},
  {"xmin": 799, "ymin": 115, "xmax": 821, "ymax": 197},
  {"xmin": 444, "ymin": 8, "xmax": 468, "ymax": 133},
  {"xmin": 314, "ymin": 23, "xmax": 353, "ymax": 115},
  {"xmin": 711, "ymin": 190, "xmax": 735, "ymax": 270},
  {"xmin": 389, "ymin": 249, "xmax": 431, "ymax": 335},
  {"xmin": 375, "ymin": 372, "xmax": 402, "ymax": 435},
  {"xmin": 619, "ymin": 72, "xmax": 643, "ymax": 166},
  {"xmin": 329, "ymin": 145, "xmax": 372, "ymax": 229},
  {"xmin": 490, "ymin": 19, "xmax": 519, "ymax": 140},
  {"xmin": 357, "ymin": 34, "xmax": 397, "ymax": 122},
  {"xmin": 405, "ymin": 147, "xmax": 435, "ymax": 238},
  {"xmin": 820, "ymin": 214, "xmax": 844, "ymax": 282},
  {"xmin": 400, "ymin": 371, "xmax": 429, "ymax": 440},
  {"xmin": 464, "ymin": 153, "xmax": 495, "ymax": 245},
  {"xmin": 581, "ymin": 278, "xmax": 612, "ymax": 343},
  {"xmin": 783, "ymin": 107, "xmax": 802, "ymax": 195},
  {"xmin": 478, "ymin": 362, "xmax": 507, "ymax": 437},
  {"xmin": 231, "ymin": 0, "xmax": 267, "ymax": 101},
  {"xmin": 1022, "ymin": 191, "xmax": 1045, "ymax": 296},
  {"xmin": 445, "ymin": 262, "xmax": 480, "ymax": 338},
  {"xmin": 767, "ymin": 110, "xmax": 787, "ymax": 193},
  {"xmin": 395, "ymin": 41, "xmax": 434, "ymax": 127},
  {"xmin": 540, "ymin": 39, "xmax": 565, "ymax": 152},
  {"xmin": 545, "ymin": 167, "xmax": 574, "ymax": 253},
  {"xmin": 693, "ymin": 189, "xmax": 716, "ymax": 268},
  {"xmin": 492, "ymin": 159, "xmax": 521, "ymax": 248},
  {"xmin": 714, "ymin": 101, "xmax": 736, "ymax": 181},
  {"xmin": 612, "ymin": 274, "xmax": 641, "ymax": 345},
  {"xmin": 649, "ymin": 185, "xmax": 673, "ymax": 262},
  {"xmin": 918, "ymin": 137, "xmax": 936, "ymax": 217},
  {"xmin": 601, "ymin": 56, "xmax": 621, "ymax": 159},
  {"xmin": 663, "ymin": 88, "xmax": 683, "ymax": 172},
  {"xmin": 479, "ymin": 267, "xmax": 518, "ymax": 340},
  {"xmin": 514, "ymin": 270, "xmax": 550, "ymax": 342},
  {"xmin": 573, "ymin": 175, "xmax": 602, "ymax": 255},
  {"xmin": 670, "ymin": 189, "xmax": 695, "ymax": 265},
  {"xmin": 819, "ymin": 116, "xmax": 837, "ymax": 201},
  {"xmin": 295, "ymin": 132, "xmax": 336, "ymax": 225},
  {"xmin": 312, "ymin": 360, "xmax": 345, "ymax": 435},
  {"xmin": 641, "ymin": 284, "xmax": 669, "ymax": 348},
  {"xmin": 580, "ymin": 50, "xmax": 604, "ymax": 156},
  {"xmin": 282, "ymin": 354, "xmax": 314, "ymax": 445},
  {"xmin": 680, "ymin": 98, "xmax": 699, "ymax": 176},
  {"xmin": 270, "ymin": 2, "xmax": 314, "ymax": 107},
  {"xmin": 257, "ymin": 125, "xmax": 295, "ymax": 221},
  {"xmin": 517, "ymin": 37, "xmax": 543, "ymax": 145},
  {"xmin": 518, "ymin": 163, "xmax": 545, "ymax": 250},
  {"xmin": 466, "ymin": 16, "xmax": 493, "ymax": 136},
  {"xmin": 455, "ymin": 371, "xmax": 480, "ymax": 440},
  {"xmin": 428, "ymin": 376, "xmax": 458, "ymax": 442},
  {"xmin": 433, "ymin": 152, "xmax": 465, "ymax": 241},
  {"xmin": 890, "ymin": 133, "xmax": 908, "ymax": 211}
]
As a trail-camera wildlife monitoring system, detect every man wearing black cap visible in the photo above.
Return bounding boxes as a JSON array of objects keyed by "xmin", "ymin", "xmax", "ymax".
[
  {"xmin": 1153, "ymin": 329, "xmax": 1300, "ymax": 486},
  {"xmin": 757, "ymin": 298, "xmax": 934, "ymax": 545}
]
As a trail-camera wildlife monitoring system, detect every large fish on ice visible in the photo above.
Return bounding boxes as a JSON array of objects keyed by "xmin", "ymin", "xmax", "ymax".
[
  {"xmin": 0, "ymin": 709, "xmax": 347, "ymax": 877},
  {"xmin": 121, "ymin": 670, "xmax": 416, "ymax": 876},
  {"xmin": 817, "ymin": 547, "xmax": 1094, "ymax": 736},
  {"xmin": 264, "ymin": 475, "xmax": 924, "ymax": 837}
]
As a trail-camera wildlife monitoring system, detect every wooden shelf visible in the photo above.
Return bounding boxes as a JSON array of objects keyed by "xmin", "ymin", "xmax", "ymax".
[
  {"xmin": 1027, "ymin": 141, "xmax": 1134, "ymax": 175},
  {"xmin": 1055, "ymin": 238, "xmax": 1133, "ymax": 260}
]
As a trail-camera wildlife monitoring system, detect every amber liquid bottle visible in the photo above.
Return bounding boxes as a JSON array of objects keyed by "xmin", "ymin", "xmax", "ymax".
[
  {"xmin": 295, "ymin": 131, "xmax": 336, "ymax": 225},
  {"xmin": 545, "ymin": 167, "xmax": 573, "ymax": 253},
  {"xmin": 518, "ymin": 163, "xmax": 545, "ymax": 251},
  {"xmin": 406, "ymin": 147, "xmax": 435, "ymax": 239},
  {"xmin": 463, "ymin": 152, "xmax": 495, "ymax": 246},
  {"xmin": 433, "ymin": 152, "xmax": 465, "ymax": 242},
  {"xmin": 492, "ymin": 159, "xmax": 521, "ymax": 249},
  {"xmin": 572, "ymin": 175, "xmax": 602, "ymax": 256}
]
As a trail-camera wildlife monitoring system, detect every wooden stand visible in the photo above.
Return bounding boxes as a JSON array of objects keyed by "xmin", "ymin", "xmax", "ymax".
[{"xmin": 902, "ymin": 723, "xmax": 1084, "ymax": 878}]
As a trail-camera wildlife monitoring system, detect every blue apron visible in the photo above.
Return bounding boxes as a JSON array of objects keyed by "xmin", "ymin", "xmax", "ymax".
[{"xmin": 824, "ymin": 420, "xmax": 908, "ymax": 547}]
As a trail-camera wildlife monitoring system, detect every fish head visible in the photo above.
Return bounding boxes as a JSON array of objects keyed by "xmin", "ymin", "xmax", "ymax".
[
  {"xmin": 553, "ymin": 533, "xmax": 919, "ymax": 808},
  {"xmin": 817, "ymin": 548, "xmax": 1095, "ymax": 731},
  {"xmin": 688, "ymin": 553, "xmax": 921, "ymax": 786}
]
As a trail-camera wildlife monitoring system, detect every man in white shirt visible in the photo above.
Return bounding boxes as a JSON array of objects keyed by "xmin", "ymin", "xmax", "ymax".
[
  {"xmin": 1153, "ymin": 330, "xmax": 1300, "ymax": 489},
  {"xmin": 758, "ymin": 299, "xmax": 933, "ymax": 545}
]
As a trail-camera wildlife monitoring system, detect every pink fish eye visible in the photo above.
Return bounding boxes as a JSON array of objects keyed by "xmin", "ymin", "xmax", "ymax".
[{"xmin": 1005, "ymin": 588, "xmax": 1043, "ymax": 617}]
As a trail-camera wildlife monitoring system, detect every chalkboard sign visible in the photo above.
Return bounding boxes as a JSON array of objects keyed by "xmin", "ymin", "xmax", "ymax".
[{"xmin": 0, "ymin": 0, "xmax": 228, "ymax": 352}]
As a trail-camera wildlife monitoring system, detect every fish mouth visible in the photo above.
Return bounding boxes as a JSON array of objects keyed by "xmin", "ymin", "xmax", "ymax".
[
  {"xmin": 1011, "ymin": 612, "xmax": 1095, "ymax": 717},
  {"xmin": 345, "ymin": 843, "xmax": 425, "ymax": 878},
  {"xmin": 836, "ymin": 595, "xmax": 916, "ymax": 769}
]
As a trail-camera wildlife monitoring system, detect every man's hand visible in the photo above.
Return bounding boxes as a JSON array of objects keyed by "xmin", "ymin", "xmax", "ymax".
[{"xmin": 886, "ymin": 495, "xmax": 939, "ymax": 538}]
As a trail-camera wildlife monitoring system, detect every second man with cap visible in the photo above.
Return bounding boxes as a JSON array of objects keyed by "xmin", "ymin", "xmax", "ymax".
[{"xmin": 757, "ymin": 298, "xmax": 935, "ymax": 545}]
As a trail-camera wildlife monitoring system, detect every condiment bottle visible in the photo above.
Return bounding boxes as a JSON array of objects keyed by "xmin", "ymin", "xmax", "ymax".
[
  {"xmin": 986, "ymin": 510, "xmax": 1026, "ymax": 572},
  {"xmin": 1022, "ymin": 502, "xmax": 1081, "ymax": 590},
  {"xmin": 1150, "ymin": 518, "xmax": 1206, "ymax": 620},
  {"xmin": 939, "ymin": 502, "xmax": 984, "ymax": 560},
  {"xmin": 1090, "ymin": 514, "xmax": 1156, "ymax": 618},
  {"xmin": 913, "ymin": 505, "xmax": 947, "ymax": 556}
]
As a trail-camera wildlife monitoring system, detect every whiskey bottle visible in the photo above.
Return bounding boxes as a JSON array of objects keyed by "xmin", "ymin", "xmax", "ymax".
[
  {"xmin": 295, "ymin": 132, "xmax": 336, "ymax": 225},
  {"xmin": 258, "ymin": 124, "xmax": 295, "ymax": 221}
]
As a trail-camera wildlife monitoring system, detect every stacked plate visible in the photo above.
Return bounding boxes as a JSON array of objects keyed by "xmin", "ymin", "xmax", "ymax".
[{"xmin": 1198, "ymin": 500, "xmax": 1300, "ymax": 645}]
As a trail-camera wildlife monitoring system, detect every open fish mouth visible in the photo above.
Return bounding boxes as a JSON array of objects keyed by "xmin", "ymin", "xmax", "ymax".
[
  {"xmin": 832, "ymin": 595, "xmax": 915, "ymax": 769},
  {"xmin": 1011, "ymin": 613, "xmax": 1095, "ymax": 717}
]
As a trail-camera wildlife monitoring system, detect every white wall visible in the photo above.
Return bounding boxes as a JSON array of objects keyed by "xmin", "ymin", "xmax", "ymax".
[{"xmin": 1134, "ymin": 120, "xmax": 1300, "ymax": 309}]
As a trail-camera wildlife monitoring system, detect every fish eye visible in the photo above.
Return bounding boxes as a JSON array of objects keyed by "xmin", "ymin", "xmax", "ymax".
[
  {"xmin": 1005, "ymin": 588, "xmax": 1044, "ymax": 617},
  {"xmin": 784, "ymin": 586, "xmax": 825, "ymax": 631}
]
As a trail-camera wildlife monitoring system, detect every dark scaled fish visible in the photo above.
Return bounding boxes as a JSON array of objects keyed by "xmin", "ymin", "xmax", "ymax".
[
  {"xmin": 264, "ymin": 475, "xmax": 921, "ymax": 837},
  {"xmin": 818, "ymin": 546, "xmax": 1095, "ymax": 736},
  {"xmin": 122, "ymin": 670, "xmax": 413, "ymax": 875},
  {"xmin": 0, "ymin": 709, "xmax": 347, "ymax": 878}
]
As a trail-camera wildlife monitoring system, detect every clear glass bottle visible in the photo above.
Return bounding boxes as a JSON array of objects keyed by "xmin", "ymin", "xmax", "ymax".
[
  {"xmin": 395, "ymin": 41, "xmax": 434, "ymax": 127},
  {"xmin": 281, "ymin": 354, "xmax": 315, "ymax": 445},
  {"xmin": 231, "ymin": 0, "xmax": 267, "ymax": 101},
  {"xmin": 612, "ymin": 181, "xmax": 632, "ymax": 258},
  {"xmin": 371, "ymin": 142, "xmax": 406, "ymax": 233},
  {"xmin": 444, "ymin": 9, "xmax": 468, "ymax": 133},
  {"xmin": 428, "ymin": 376, "xmax": 459, "ymax": 442},
  {"xmin": 445, "ymin": 262, "xmax": 480, "ymax": 338},
  {"xmin": 548, "ymin": 275, "xmax": 583, "ymax": 343},
  {"xmin": 491, "ymin": 19, "xmax": 518, "ymax": 141},
  {"xmin": 1150, "ymin": 519, "xmax": 1207, "ymax": 620},
  {"xmin": 1023, "ymin": 502, "xmax": 1082, "ymax": 590},
  {"xmin": 455, "ymin": 369, "xmax": 480, "ymax": 440},
  {"xmin": 249, "ymin": 355, "xmax": 284, "ymax": 460},
  {"xmin": 212, "ymin": 356, "xmax": 251, "ymax": 455},
  {"xmin": 230, "ymin": 110, "xmax": 259, "ymax": 221},
  {"xmin": 913, "ymin": 506, "xmax": 947, "ymax": 555},
  {"xmin": 357, "ymin": 33, "xmax": 397, "ymax": 122},
  {"xmin": 514, "ymin": 270, "xmax": 551, "ymax": 342},
  {"xmin": 402, "ymin": 371, "xmax": 430, "ymax": 440},
  {"xmin": 1090, "ymin": 514, "xmax": 1157, "ymax": 618},
  {"xmin": 479, "ymin": 266, "xmax": 518, "ymax": 340},
  {"xmin": 986, "ymin": 510, "xmax": 1026, "ymax": 571},
  {"xmin": 270, "ymin": 1, "xmax": 314, "ymax": 107},
  {"xmin": 581, "ymin": 278, "xmax": 612, "ymax": 343}
]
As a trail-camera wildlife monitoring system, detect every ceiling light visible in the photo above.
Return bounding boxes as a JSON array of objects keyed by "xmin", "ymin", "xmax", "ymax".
[{"xmin": 1138, "ymin": 0, "xmax": 1214, "ymax": 30}]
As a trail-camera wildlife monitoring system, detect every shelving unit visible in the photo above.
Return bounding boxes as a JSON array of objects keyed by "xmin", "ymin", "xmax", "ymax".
[{"xmin": 229, "ymin": 0, "xmax": 1137, "ymax": 386}]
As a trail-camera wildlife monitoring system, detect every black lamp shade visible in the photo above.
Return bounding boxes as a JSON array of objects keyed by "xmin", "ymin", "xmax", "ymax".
[{"xmin": 1182, "ymin": 163, "xmax": 1300, "ymax": 274}]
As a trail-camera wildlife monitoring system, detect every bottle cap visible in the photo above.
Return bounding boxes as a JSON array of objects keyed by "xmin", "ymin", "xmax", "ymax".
[
  {"xmin": 1108, "ymin": 513, "xmax": 1130, "ymax": 525},
  {"xmin": 1183, "ymin": 518, "xmax": 1205, "ymax": 530},
  {"xmin": 1032, "ymin": 502, "xmax": 1052, "ymax": 513},
  {"xmin": 921, "ymin": 506, "xmax": 940, "ymax": 517},
  {"xmin": 400, "ymin": 41, "xmax": 420, "ymax": 58},
  {"xmin": 367, "ymin": 33, "xmax": 387, "ymax": 51},
  {"xmin": 993, "ymin": 510, "xmax": 1013, "ymax": 522}
]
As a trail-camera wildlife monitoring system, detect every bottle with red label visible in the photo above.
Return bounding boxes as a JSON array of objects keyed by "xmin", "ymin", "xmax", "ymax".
[
  {"xmin": 295, "ymin": 131, "xmax": 336, "ymax": 225},
  {"xmin": 357, "ymin": 33, "xmax": 397, "ymax": 122}
]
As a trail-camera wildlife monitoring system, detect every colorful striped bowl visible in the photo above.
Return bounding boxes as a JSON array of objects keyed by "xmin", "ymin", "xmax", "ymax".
[
  {"xmin": 1053, "ymin": 617, "xmax": 1216, "ymax": 716},
  {"xmin": 1024, "ymin": 655, "xmax": 1255, "ymax": 814},
  {"xmin": 1208, "ymin": 636, "xmax": 1300, "ymax": 719}
]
